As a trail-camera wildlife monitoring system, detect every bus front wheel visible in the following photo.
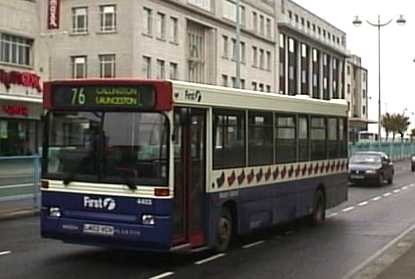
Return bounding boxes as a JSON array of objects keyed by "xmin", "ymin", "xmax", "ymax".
[
  {"xmin": 309, "ymin": 190, "xmax": 326, "ymax": 226},
  {"xmin": 214, "ymin": 207, "xmax": 232, "ymax": 252}
]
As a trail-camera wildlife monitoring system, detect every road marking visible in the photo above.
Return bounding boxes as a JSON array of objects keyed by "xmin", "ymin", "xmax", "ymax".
[
  {"xmin": 0, "ymin": 251, "xmax": 11, "ymax": 256},
  {"xmin": 358, "ymin": 201, "xmax": 369, "ymax": 207},
  {"xmin": 327, "ymin": 212, "xmax": 338, "ymax": 218},
  {"xmin": 372, "ymin": 196, "xmax": 382, "ymax": 201},
  {"xmin": 383, "ymin": 192, "xmax": 392, "ymax": 197},
  {"xmin": 402, "ymin": 186, "xmax": 408, "ymax": 190},
  {"xmin": 342, "ymin": 222, "xmax": 415, "ymax": 279},
  {"xmin": 342, "ymin": 207, "xmax": 355, "ymax": 213},
  {"xmin": 393, "ymin": 189, "xmax": 401, "ymax": 193},
  {"xmin": 148, "ymin": 272, "xmax": 174, "ymax": 279},
  {"xmin": 242, "ymin": 240, "xmax": 265, "ymax": 249},
  {"xmin": 195, "ymin": 253, "xmax": 225, "ymax": 265}
]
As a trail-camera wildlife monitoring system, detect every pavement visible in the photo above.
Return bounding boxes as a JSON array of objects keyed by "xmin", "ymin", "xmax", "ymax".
[{"xmin": 0, "ymin": 197, "xmax": 39, "ymax": 220}]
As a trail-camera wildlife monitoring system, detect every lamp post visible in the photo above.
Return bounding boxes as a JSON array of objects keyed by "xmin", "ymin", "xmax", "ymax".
[{"xmin": 352, "ymin": 15, "xmax": 406, "ymax": 144}]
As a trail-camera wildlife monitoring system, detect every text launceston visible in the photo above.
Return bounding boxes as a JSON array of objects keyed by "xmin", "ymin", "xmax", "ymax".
[{"xmin": 95, "ymin": 96, "xmax": 138, "ymax": 105}]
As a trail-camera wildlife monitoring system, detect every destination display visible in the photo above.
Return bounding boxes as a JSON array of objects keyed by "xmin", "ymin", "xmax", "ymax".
[{"xmin": 52, "ymin": 84, "xmax": 156, "ymax": 109}]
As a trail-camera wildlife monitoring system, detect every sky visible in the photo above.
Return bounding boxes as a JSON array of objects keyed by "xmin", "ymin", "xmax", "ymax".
[{"xmin": 294, "ymin": 0, "xmax": 415, "ymax": 132}]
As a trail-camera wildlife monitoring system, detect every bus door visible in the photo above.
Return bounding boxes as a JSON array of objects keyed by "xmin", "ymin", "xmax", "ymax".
[{"xmin": 173, "ymin": 107, "xmax": 206, "ymax": 247}]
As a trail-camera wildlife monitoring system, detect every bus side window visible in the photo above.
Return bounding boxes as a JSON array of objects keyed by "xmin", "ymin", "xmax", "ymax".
[{"xmin": 213, "ymin": 110, "xmax": 246, "ymax": 169}]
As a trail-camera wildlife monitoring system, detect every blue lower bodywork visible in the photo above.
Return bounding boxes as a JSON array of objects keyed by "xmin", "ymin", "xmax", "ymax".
[{"xmin": 41, "ymin": 173, "xmax": 348, "ymax": 252}]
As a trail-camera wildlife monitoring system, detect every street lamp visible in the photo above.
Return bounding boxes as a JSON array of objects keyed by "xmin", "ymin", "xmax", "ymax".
[{"xmin": 353, "ymin": 15, "xmax": 406, "ymax": 144}]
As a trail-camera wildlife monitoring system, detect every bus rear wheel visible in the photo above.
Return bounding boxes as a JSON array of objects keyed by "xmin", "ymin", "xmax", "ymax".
[
  {"xmin": 214, "ymin": 207, "xmax": 232, "ymax": 252},
  {"xmin": 309, "ymin": 190, "xmax": 326, "ymax": 226}
]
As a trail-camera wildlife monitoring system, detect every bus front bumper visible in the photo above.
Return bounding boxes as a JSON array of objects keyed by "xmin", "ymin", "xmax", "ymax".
[{"xmin": 41, "ymin": 212, "xmax": 173, "ymax": 252}]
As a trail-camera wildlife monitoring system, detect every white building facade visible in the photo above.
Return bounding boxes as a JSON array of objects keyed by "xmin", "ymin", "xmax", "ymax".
[
  {"xmin": 345, "ymin": 55, "xmax": 369, "ymax": 142},
  {"xmin": 0, "ymin": 0, "xmax": 43, "ymax": 156},
  {"xmin": 38, "ymin": 0, "xmax": 276, "ymax": 92}
]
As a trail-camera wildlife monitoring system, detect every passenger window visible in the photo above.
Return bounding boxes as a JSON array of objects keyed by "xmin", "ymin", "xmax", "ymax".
[
  {"xmin": 327, "ymin": 118, "xmax": 338, "ymax": 158},
  {"xmin": 298, "ymin": 116, "xmax": 309, "ymax": 161},
  {"xmin": 213, "ymin": 110, "xmax": 246, "ymax": 169},
  {"xmin": 310, "ymin": 117, "xmax": 326, "ymax": 160},
  {"xmin": 248, "ymin": 111, "xmax": 273, "ymax": 166},
  {"xmin": 276, "ymin": 114, "xmax": 297, "ymax": 163}
]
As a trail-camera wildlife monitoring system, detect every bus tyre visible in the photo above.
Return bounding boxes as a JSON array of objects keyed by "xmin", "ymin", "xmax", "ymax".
[
  {"xmin": 309, "ymin": 190, "xmax": 326, "ymax": 226},
  {"xmin": 214, "ymin": 207, "xmax": 232, "ymax": 253}
]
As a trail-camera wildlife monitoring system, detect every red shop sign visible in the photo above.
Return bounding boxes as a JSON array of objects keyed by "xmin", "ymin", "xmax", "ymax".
[
  {"xmin": 2, "ymin": 105, "xmax": 29, "ymax": 117},
  {"xmin": 0, "ymin": 69, "xmax": 42, "ymax": 93},
  {"xmin": 47, "ymin": 0, "xmax": 61, "ymax": 29}
]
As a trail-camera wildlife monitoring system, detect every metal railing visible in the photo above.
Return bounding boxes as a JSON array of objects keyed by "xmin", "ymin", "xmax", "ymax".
[
  {"xmin": 0, "ymin": 155, "xmax": 41, "ymax": 210},
  {"xmin": 349, "ymin": 142, "xmax": 415, "ymax": 161}
]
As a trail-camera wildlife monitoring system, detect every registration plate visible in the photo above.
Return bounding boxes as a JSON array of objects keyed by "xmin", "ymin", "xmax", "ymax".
[
  {"xmin": 83, "ymin": 224, "xmax": 114, "ymax": 236},
  {"xmin": 350, "ymin": 175, "xmax": 364, "ymax": 179}
]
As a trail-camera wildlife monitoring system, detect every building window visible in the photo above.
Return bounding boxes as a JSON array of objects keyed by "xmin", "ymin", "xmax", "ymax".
[
  {"xmin": 188, "ymin": 0, "xmax": 211, "ymax": 11},
  {"xmin": 363, "ymin": 89, "xmax": 366, "ymax": 98},
  {"xmin": 266, "ymin": 51, "xmax": 271, "ymax": 71},
  {"xmin": 252, "ymin": 46, "xmax": 257, "ymax": 67},
  {"xmin": 259, "ymin": 15, "xmax": 265, "ymax": 35},
  {"xmin": 168, "ymin": 62, "xmax": 178, "ymax": 80},
  {"xmin": 288, "ymin": 10, "xmax": 292, "ymax": 19},
  {"xmin": 252, "ymin": 11, "xmax": 258, "ymax": 32},
  {"xmin": 347, "ymin": 65, "xmax": 351, "ymax": 75},
  {"xmin": 266, "ymin": 18, "xmax": 272, "ymax": 38},
  {"xmin": 347, "ymin": 84, "xmax": 350, "ymax": 94},
  {"xmin": 0, "ymin": 119, "xmax": 37, "ymax": 156},
  {"xmin": 100, "ymin": 5, "xmax": 116, "ymax": 32},
  {"xmin": 231, "ymin": 39, "xmax": 237, "ymax": 61},
  {"xmin": 252, "ymin": 81, "xmax": 257, "ymax": 90},
  {"xmin": 222, "ymin": 74, "xmax": 228, "ymax": 87},
  {"xmin": 266, "ymin": 85, "xmax": 271, "ymax": 92},
  {"xmin": 0, "ymin": 34, "xmax": 33, "ymax": 66},
  {"xmin": 222, "ymin": 35, "xmax": 228, "ymax": 58},
  {"xmin": 362, "ymin": 106, "xmax": 366, "ymax": 115},
  {"xmin": 259, "ymin": 83, "xmax": 264, "ymax": 92},
  {"xmin": 143, "ymin": 8, "xmax": 152, "ymax": 36},
  {"xmin": 142, "ymin": 56, "xmax": 151, "ymax": 78},
  {"xmin": 156, "ymin": 59, "xmax": 165, "ymax": 79},
  {"xmin": 170, "ymin": 17, "xmax": 178, "ymax": 43},
  {"xmin": 231, "ymin": 77, "xmax": 236, "ymax": 88},
  {"xmin": 259, "ymin": 49, "xmax": 264, "ymax": 69},
  {"xmin": 99, "ymin": 54, "xmax": 116, "ymax": 78},
  {"xmin": 240, "ymin": 42, "xmax": 246, "ymax": 63},
  {"xmin": 156, "ymin": 13, "xmax": 166, "ymax": 40},
  {"xmin": 72, "ymin": 7, "xmax": 88, "ymax": 33},
  {"xmin": 241, "ymin": 79, "xmax": 245, "ymax": 89},
  {"xmin": 71, "ymin": 56, "xmax": 87, "ymax": 79}
]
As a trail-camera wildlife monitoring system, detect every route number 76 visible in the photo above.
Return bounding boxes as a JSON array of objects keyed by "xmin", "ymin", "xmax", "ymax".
[{"xmin": 71, "ymin": 88, "xmax": 86, "ymax": 105}]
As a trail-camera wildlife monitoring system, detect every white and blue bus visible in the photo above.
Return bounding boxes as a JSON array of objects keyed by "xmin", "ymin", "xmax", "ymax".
[{"xmin": 41, "ymin": 79, "xmax": 349, "ymax": 252}]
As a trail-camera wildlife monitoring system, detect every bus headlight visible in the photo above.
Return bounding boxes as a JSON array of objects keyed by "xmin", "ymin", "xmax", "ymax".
[
  {"xmin": 141, "ymin": 214, "xmax": 155, "ymax": 225},
  {"xmin": 49, "ymin": 207, "xmax": 61, "ymax": 218}
]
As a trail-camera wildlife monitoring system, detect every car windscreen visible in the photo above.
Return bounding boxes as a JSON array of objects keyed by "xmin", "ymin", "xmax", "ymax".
[{"xmin": 350, "ymin": 154, "xmax": 381, "ymax": 164}]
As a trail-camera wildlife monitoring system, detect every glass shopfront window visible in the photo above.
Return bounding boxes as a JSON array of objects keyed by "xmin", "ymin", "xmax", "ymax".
[{"xmin": 0, "ymin": 119, "xmax": 38, "ymax": 156}]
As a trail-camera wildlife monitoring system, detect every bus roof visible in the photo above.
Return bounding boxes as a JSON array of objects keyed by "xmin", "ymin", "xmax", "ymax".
[{"xmin": 172, "ymin": 80, "xmax": 348, "ymax": 117}]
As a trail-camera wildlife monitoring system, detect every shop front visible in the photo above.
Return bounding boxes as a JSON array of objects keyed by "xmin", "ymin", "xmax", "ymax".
[{"xmin": 0, "ymin": 68, "xmax": 43, "ymax": 156}]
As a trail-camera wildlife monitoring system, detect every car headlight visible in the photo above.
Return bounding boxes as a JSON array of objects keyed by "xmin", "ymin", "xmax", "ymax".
[
  {"xmin": 365, "ymin": 169, "xmax": 377, "ymax": 174},
  {"xmin": 411, "ymin": 156, "xmax": 415, "ymax": 162}
]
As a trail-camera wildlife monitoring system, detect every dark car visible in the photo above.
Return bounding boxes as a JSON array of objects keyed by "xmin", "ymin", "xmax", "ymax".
[
  {"xmin": 349, "ymin": 151, "xmax": 394, "ymax": 186},
  {"xmin": 411, "ymin": 155, "xmax": 415, "ymax": 172}
]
